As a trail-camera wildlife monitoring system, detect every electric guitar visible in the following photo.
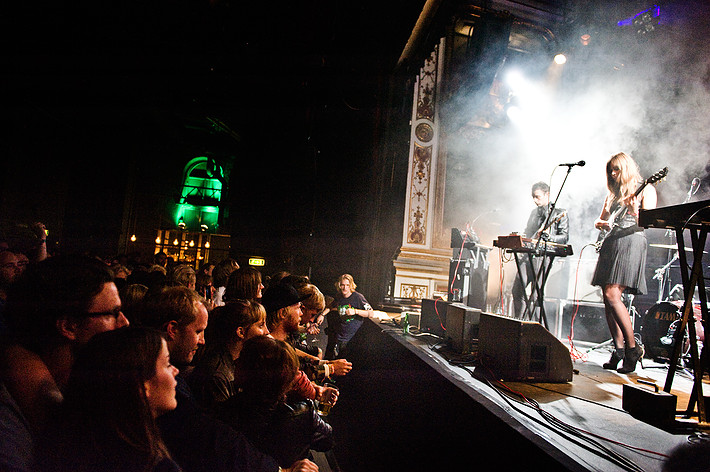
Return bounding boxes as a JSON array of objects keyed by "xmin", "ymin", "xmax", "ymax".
[
  {"xmin": 594, "ymin": 166, "xmax": 668, "ymax": 251},
  {"xmin": 534, "ymin": 210, "xmax": 567, "ymax": 239}
]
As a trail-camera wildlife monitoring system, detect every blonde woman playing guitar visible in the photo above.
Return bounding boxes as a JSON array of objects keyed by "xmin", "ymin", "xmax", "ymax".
[{"xmin": 591, "ymin": 153, "xmax": 664, "ymax": 373}]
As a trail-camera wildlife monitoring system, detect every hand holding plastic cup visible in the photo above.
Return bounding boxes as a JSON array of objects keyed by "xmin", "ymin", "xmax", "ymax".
[{"xmin": 317, "ymin": 383, "xmax": 339, "ymax": 416}]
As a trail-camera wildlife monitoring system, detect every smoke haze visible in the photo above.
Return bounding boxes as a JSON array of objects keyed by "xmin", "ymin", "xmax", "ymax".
[{"xmin": 439, "ymin": 0, "xmax": 710, "ymax": 303}]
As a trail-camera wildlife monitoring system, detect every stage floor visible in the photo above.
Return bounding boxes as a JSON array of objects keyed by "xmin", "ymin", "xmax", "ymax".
[
  {"xmin": 307, "ymin": 312, "xmax": 710, "ymax": 471},
  {"xmin": 378, "ymin": 321, "xmax": 709, "ymax": 472}
]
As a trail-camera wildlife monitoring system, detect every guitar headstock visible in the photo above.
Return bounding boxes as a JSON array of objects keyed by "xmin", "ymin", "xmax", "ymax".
[{"xmin": 647, "ymin": 167, "xmax": 668, "ymax": 185}]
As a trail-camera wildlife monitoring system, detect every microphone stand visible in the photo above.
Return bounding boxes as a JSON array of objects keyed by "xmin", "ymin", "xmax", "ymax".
[
  {"xmin": 470, "ymin": 209, "xmax": 496, "ymax": 227},
  {"xmin": 533, "ymin": 166, "xmax": 573, "ymax": 253}
]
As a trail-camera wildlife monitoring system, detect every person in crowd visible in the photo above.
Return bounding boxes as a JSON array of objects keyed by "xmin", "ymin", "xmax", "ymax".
[
  {"xmin": 212, "ymin": 258, "xmax": 239, "ymax": 307},
  {"xmin": 290, "ymin": 282, "xmax": 352, "ymax": 380},
  {"xmin": 139, "ymin": 285, "xmax": 317, "ymax": 472},
  {"xmin": 298, "ymin": 283, "xmax": 332, "ymax": 336},
  {"xmin": 295, "ymin": 283, "xmax": 326, "ymax": 358},
  {"xmin": 154, "ymin": 251, "xmax": 169, "ymax": 271},
  {"xmin": 262, "ymin": 283, "xmax": 340, "ymax": 405},
  {"xmin": 1, "ymin": 255, "xmax": 129, "ymax": 430},
  {"xmin": 140, "ymin": 285, "xmax": 208, "ymax": 376},
  {"xmin": 111, "ymin": 263, "xmax": 131, "ymax": 291},
  {"xmin": 281, "ymin": 274, "xmax": 310, "ymax": 288},
  {"xmin": 120, "ymin": 283, "xmax": 150, "ymax": 325},
  {"xmin": 511, "ymin": 181, "xmax": 569, "ymax": 319},
  {"xmin": 189, "ymin": 299, "xmax": 269, "ymax": 411},
  {"xmin": 170, "ymin": 264, "xmax": 197, "ymax": 291},
  {"xmin": 199, "ymin": 262, "xmax": 215, "ymax": 277},
  {"xmin": 1, "ymin": 221, "xmax": 49, "ymax": 264},
  {"xmin": 195, "ymin": 272, "xmax": 215, "ymax": 307},
  {"xmin": 35, "ymin": 326, "xmax": 181, "ymax": 472},
  {"xmin": 221, "ymin": 335, "xmax": 335, "ymax": 469},
  {"xmin": 592, "ymin": 152, "xmax": 657, "ymax": 373},
  {"xmin": 268, "ymin": 271, "xmax": 292, "ymax": 287},
  {"xmin": 225, "ymin": 266, "xmax": 264, "ymax": 302},
  {"xmin": 0, "ymin": 378, "xmax": 33, "ymax": 472},
  {"xmin": 324, "ymin": 274, "xmax": 373, "ymax": 360},
  {"xmin": 0, "ymin": 250, "xmax": 22, "ymax": 332},
  {"xmin": 13, "ymin": 252, "xmax": 29, "ymax": 277},
  {"xmin": 0, "ymin": 255, "xmax": 129, "ymax": 472}
]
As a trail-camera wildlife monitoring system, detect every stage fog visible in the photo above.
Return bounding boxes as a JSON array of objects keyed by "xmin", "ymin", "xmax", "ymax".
[{"xmin": 438, "ymin": 1, "xmax": 710, "ymax": 311}]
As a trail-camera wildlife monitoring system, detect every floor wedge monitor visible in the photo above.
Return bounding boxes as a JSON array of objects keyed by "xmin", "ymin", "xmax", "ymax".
[{"xmin": 478, "ymin": 313, "xmax": 573, "ymax": 383}]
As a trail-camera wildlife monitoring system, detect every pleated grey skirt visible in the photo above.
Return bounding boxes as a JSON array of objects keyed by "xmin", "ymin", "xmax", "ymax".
[{"xmin": 592, "ymin": 230, "xmax": 648, "ymax": 295}]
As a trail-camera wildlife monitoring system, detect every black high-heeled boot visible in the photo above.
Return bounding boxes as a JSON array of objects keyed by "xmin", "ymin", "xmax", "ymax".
[
  {"xmin": 617, "ymin": 344, "xmax": 643, "ymax": 374},
  {"xmin": 603, "ymin": 348, "xmax": 625, "ymax": 369}
]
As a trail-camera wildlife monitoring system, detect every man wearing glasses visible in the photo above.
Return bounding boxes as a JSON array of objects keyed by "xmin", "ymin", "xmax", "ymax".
[{"xmin": 0, "ymin": 255, "xmax": 128, "ymax": 471}]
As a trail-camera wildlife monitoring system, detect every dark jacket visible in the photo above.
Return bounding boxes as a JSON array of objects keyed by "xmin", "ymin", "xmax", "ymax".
[
  {"xmin": 524, "ymin": 205, "xmax": 569, "ymax": 244},
  {"xmin": 219, "ymin": 395, "xmax": 334, "ymax": 468},
  {"xmin": 188, "ymin": 347, "xmax": 237, "ymax": 411},
  {"xmin": 158, "ymin": 375, "xmax": 279, "ymax": 472}
]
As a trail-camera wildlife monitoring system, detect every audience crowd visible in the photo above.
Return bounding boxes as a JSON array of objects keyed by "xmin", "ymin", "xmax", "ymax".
[{"xmin": 0, "ymin": 220, "xmax": 376, "ymax": 472}]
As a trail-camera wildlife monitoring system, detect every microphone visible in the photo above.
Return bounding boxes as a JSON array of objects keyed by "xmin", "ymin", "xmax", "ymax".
[
  {"xmin": 691, "ymin": 177, "xmax": 700, "ymax": 192},
  {"xmin": 558, "ymin": 160, "xmax": 586, "ymax": 167},
  {"xmin": 684, "ymin": 177, "xmax": 701, "ymax": 203},
  {"xmin": 469, "ymin": 208, "xmax": 498, "ymax": 226}
]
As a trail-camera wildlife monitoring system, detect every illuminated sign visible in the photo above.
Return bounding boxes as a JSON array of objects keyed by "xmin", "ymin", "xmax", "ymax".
[{"xmin": 249, "ymin": 258, "xmax": 266, "ymax": 267}]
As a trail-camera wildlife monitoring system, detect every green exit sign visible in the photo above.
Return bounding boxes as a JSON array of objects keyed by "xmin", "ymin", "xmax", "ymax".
[{"xmin": 249, "ymin": 257, "xmax": 265, "ymax": 267}]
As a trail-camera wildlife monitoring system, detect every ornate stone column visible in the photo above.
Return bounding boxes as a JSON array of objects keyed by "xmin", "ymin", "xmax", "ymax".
[{"xmin": 392, "ymin": 38, "xmax": 451, "ymax": 300}]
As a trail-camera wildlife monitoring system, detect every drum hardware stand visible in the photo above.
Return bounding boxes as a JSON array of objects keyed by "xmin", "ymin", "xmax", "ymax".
[{"xmin": 653, "ymin": 252, "xmax": 679, "ymax": 303}]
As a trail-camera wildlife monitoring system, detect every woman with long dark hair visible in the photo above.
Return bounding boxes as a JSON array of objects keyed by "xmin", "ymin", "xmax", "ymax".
[
  {"xmin": 36, "ymin": 326, "xmax": 181, "ymax": 472},
  {"xmin": 189, "ymin": 299, "xmax": 269, "ymax": 409},
  {"xmin": 224, "ymin": 266, "xmax": 264, "ymax": 302},
  {"xmin": 222, "ymin": 335, "xmax": 334, "ymax": 468}
]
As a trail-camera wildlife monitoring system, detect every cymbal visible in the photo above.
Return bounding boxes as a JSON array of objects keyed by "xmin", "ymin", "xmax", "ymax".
[{"xmin": 649, "ymin": 243, "xmax": 707, "ymax": 253}]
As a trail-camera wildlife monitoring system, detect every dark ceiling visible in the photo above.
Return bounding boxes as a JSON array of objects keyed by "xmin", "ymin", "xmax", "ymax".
[{"xmin": 2, "ymin": 1, "xmax": 427, "ymax": 112}]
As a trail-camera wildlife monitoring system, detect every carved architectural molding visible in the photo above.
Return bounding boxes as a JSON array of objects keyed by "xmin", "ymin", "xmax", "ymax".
[
  {"xmin": 393, "ymin": 38, "xmax": 449, "ymax": 301},
  {"xmin": 404, "ymin": 41, "xmax": 441, "ymax": 248}
]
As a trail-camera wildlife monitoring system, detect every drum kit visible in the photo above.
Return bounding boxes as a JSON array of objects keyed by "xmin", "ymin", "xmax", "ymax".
[{"xmin": 640, "ymin": 242, "xmax": 707, "ymax": 366}]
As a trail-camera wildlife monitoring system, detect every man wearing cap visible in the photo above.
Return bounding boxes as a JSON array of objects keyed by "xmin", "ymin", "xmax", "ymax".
[{"xmin": 262, "ymin": 282, "xmax": 339, "ymax": 407}]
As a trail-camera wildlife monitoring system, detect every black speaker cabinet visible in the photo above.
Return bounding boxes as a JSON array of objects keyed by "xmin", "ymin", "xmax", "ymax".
[
  {"xmin": 561, "ymin": 301, "xmax": 608, "ymax": 344},
  {"xmin": 420, "ymin": 298, "xmax": 450, "ymax": 337},
  {"xmin": 446, "ymin": 303, "xmax": 481, "ymax": 354},
  {"xmin": 478, "ymin": 313, "xmax": 573, "ymax": 383},
  {"xmin": 448, "ymin": 256, "xmax": 489, "ymax": 311}
]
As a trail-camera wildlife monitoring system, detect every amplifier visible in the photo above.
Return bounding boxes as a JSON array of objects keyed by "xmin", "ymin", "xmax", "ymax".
[
  {"xmin": 446, "ymin": 303, "xmax": 481, "ymax": 354},
  {"xmin": 421, "ymin": 298, "xmax": 450, "ymax": 337},
  {"xmin": 561, "ymin": 300, "xmax": 608, "ymax": 344}
]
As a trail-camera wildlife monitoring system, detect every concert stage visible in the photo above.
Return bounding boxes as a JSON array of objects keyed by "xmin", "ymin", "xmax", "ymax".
[{"xmin": 326, "ymin": 318, "xmax": 707, "ymax": 472}]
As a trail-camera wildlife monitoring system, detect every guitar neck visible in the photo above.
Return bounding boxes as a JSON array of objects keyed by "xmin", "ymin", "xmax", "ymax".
[{"xmin": 611, "ymin": 180, "xmax": 648, "ymax": 219}]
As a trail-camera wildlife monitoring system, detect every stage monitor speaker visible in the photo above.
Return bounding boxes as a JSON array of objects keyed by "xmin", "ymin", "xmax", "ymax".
[
  {"xmin": 446, "ymin": 303, "xmax": 481, "ymax": 353},
  {"xmin": 478, "ymin": 313, "xmax": 573, "ymax": 383},
  {"xmin": 561, "ymin": 301, "xmax": 608, "ymax": 344},
  {"xmin": 448, "ymin": 258, "xmax": 488, "ymax": 311},
  {"xmin": 420, "ymin": 299, "xmax": 450, "ymax": 337}
]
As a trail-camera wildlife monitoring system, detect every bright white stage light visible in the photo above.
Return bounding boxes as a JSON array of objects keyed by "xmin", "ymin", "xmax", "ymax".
[
  {"xmin": 504, "ymin": 69, "xmax": 527, "ymax": 93},
  {"xmin": 554, "ymin": 54, "xmax": 567, "ymax": 65}
]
